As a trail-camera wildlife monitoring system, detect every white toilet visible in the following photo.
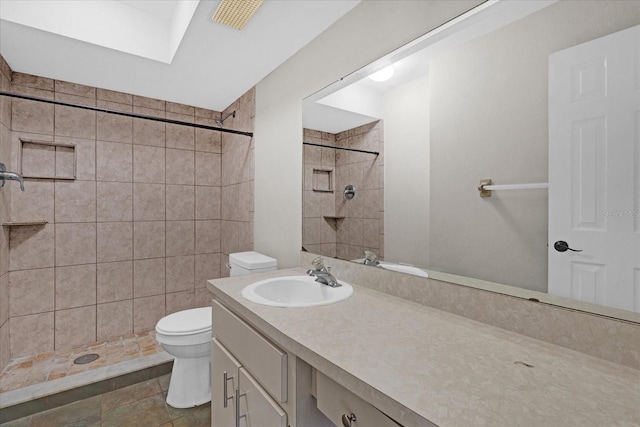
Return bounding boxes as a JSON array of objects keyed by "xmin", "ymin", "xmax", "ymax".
[{"xmin": 155, "ymin": 251, "xmax": 277, "ymax": 408}]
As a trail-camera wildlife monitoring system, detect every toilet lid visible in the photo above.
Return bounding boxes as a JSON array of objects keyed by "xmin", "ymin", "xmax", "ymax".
[{"xmin": 156, "ymin": 307, "xmax": 212, "ymax": 335}]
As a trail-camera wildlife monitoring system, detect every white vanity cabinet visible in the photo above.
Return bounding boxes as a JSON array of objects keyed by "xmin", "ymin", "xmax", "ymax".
[{"xmin": 211, "ymin": 300, "xmax": 288, "ymax": 427}]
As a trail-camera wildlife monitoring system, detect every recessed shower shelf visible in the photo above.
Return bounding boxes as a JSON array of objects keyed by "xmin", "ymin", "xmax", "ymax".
[
  {"xmin": 323, "ymin": 216, "xmax": 345, "ymax": 220},
  {"xmin": 2, "ymin": 220, "xmax": 48, "ymax": 227}
]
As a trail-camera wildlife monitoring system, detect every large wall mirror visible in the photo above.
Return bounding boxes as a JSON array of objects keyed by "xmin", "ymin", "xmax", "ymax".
[{"xmin": 302, "ymin": 0, "xmax": 640, "ymax": 322}]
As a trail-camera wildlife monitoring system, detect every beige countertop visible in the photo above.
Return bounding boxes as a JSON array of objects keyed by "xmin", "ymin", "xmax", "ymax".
[{"xmin": 207, "ymin": 268, "xmax": 640, "ymax": 427}]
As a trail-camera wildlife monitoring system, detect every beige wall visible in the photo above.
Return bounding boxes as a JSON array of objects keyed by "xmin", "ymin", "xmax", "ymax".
[
  {"xmin": 254, "ymin": 0, "xmax": 483, "ymax": 268},
  {"xmin": 428, "ymin": 0, "xmax": 640, "ymax": 292},
  {"xmin": 384, "ymin": 76, "xmax": 430, "ymax": 268},
  {"xmin": 0, "ymin": 60, "xmax": 253, "ymax": 363},
  {"xmin": 302, "ymin": 123, "xmax": 384, "ymax": 261}
]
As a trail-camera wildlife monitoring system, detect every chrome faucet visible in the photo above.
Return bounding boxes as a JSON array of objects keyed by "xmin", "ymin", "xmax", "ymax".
[
  {"xmin": 0, "ymin": 163, "xmax": 25, "ymax": 191},
  {"xmin": 306, "ymin": 256, "xmax": 341, "ymax": 288},
  {"xmin": 363, "ymin": 250, "xmax": 381, "ymax": 267}
]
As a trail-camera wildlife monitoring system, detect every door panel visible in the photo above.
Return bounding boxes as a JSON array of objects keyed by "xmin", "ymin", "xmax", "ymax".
[{"xmin": 549, "ymin": 25, "xmax": 640, "ymax": 312}]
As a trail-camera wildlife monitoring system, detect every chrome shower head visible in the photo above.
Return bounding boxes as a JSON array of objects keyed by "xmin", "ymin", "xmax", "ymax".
[{"xmin": 215, "ymin": 110, "xmax": 236, "ymax": 127}]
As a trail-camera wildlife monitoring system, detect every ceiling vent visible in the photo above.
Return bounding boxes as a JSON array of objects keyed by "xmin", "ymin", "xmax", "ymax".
[{"xmin": 212, "ymin": 0, "xmax": 264, "ymax": 30}]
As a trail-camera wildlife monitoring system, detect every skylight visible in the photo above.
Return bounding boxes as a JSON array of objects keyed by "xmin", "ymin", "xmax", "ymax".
[{"xmin": 0, "ymin": 0, "xmax": 199, "ymax": 64}]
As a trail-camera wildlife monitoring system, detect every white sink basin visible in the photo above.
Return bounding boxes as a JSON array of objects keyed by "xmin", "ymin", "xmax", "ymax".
[{"xmin": 241, "ymin": 275, "xmax": 353, "ymax": 308}]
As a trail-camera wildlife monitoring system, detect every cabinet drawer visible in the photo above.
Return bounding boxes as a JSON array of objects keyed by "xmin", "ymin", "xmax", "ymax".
[
  {"xmin": 316, "ymin": 371, "xmax": 400, "ymax": 427},
  {"xmin": 212, "ymin": 300, "xmax": 288, "ymax": 402}
]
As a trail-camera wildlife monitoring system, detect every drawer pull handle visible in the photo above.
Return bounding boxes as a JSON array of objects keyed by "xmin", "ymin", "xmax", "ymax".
[
  {"xmin": 236, "ymin": 388, "xmax": 247, "ymax": 427},
  {"xmin": 342, "ymin": 413, "xmax": 357, "ymax": 427},
  {"xmin": 223, "ymin": 371, "xmax": 234, "ymax": 408}
]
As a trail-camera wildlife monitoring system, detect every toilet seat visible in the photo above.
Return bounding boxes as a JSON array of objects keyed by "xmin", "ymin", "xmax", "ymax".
[{"xmin": 156, "ymin": 307, "xmax": 212, "ymax": 336}]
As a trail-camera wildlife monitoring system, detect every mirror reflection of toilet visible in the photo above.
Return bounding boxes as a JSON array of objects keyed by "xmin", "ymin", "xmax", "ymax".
[{"xmin": 155, "ymin": 251, "xmax": 277, "ymax": 408}]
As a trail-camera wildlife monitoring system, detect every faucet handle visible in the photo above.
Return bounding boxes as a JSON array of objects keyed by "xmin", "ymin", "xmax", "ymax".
[{"xmin": 311, "ymin": 256, "xmax": 325, "ymax": 271}]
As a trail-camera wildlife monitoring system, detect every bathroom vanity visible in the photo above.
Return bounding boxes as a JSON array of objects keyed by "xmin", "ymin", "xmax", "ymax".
[{"xmin": 207, "ymin": 268, "xmax": 640, "ymax": 426}]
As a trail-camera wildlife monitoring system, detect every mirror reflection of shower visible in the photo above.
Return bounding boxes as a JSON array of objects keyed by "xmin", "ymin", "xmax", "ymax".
[{"xmin": 215, "ymin": 110, "xmax": 236, "ymax": 127}]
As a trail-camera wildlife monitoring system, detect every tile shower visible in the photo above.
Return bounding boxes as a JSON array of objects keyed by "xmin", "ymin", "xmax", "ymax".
[
  {"xmin": 0, "ymin": 53, "xmax": 254, "ymax": 374},
  {"xmin": 302, "ymin": 122, "xmax": 384, "ymax": 261}
]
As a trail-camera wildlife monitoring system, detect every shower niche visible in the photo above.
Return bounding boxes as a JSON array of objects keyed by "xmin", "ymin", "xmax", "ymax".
[{"xmin": 19, "ymin": 138, "xmax": 76, "ymax": 180}]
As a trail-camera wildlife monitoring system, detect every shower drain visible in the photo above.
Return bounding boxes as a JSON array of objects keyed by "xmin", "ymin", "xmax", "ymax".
[{"xmin": 73, "ymin": 353, "xmax": 100, "ymax": 365}]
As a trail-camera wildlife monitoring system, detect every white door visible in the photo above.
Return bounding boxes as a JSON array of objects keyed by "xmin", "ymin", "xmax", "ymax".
[{"xmin": 548, "ymin": 25, "xmax": 640, "ymax": 312}]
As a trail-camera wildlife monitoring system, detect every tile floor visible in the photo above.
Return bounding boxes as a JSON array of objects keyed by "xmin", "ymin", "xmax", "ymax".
[
  {"xmin": 0, "ymin": 330, "xmax": 203, "ymax": 426},
  {"xmin": 0, "ymin": 374, "xmax": 211, "ymax": 427},
  {"xmin": 0, "ymin": 330, "xmax": 164, "ymax": 394}
]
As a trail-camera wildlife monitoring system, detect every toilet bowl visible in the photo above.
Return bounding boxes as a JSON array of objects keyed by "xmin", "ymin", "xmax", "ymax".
[
  {"xmin": 155, "ymin": 251, "xmax": 278, "ymax": 408},
  {"xmin": 155, "ymin": 307, "xmax": 212, "ymax": 408}
]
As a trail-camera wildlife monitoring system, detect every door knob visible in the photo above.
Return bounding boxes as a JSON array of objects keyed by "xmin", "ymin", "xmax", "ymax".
[{"xmin": 554, "ymin": 241, "xmax": 582, "ymax": 253}]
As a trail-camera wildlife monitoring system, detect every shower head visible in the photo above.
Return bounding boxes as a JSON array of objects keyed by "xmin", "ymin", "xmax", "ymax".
[{"xmin": 215, "ymin": 110, "xmax": 236, "ymax": 127}]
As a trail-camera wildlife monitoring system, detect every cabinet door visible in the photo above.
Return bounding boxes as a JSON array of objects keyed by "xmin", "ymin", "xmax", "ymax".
[
  {"xmin": 238, "ymin": 367, "xmax": 287, "ymax": 427},
  {"xmin": 212, "ymin": 338, "xmax": 241, "ymax": 427}
]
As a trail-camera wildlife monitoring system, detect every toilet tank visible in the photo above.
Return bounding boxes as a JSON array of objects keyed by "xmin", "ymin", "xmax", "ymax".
[{"xmin": 229, "ymin": 251, "xmax": 277, "ymax": 277}]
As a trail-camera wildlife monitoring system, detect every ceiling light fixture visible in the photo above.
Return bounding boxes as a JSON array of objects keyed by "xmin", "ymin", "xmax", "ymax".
[
  {"xmin": 368, "ymin": 65, "xmax": 395, "ymax": 82},
  {"xmin": 212, "ymin": 0, "xmax": 264, "ymax": 30}
]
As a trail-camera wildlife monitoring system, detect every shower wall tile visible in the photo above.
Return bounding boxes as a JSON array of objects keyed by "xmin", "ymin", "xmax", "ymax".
[
  {"xmin": 97, "ymin": 300, "xmax": 132, "ymax": 341},
  {"xmin": 166, "ymin": 102, "xmax": 194, "ymax": 116},
  {"xmin": 11, "ymin": 99, "xmax": 54, "ymax": 134},
  {"xmin": 166, "ymin": 255, "xmax": 195, "ymax": 293},
  {"xmin": 55, "ymin": 80, "xmax": 96, "ymax": 99},
  {"xmin": 133, "ymin": 118, "xmax": 165, "ymax": 147},
  {"xmin": 96, "ymin": 140, "xmax": 133, "ymax": 182},
  {"xmin": 11, "ymin": 72, "xmax": 54, "ymax": 91},
  {"xmin": 133, "ymin": 183, "xmax": 165, "ymax": 221},
  {"xmin": 166, "ymin": 148, "xmax": 194, "ymax": 185},
  {"xmin": 97, "ymin": 222, "xmax": 133, "ymax": 263},
  {"xmin": 133, "ymin": 144, "xmax": 165, "ymax": 183},
  {"xmin": 133, "ymin": 294, "xmax": 165, "ymax": 333},
  {"xmin": 195, "ymin": 186, "xmax": 221, "ymax": 220},
  {"xmin": 194, "ymin": 287, "xmax": 213, "ymax": 307},
  {"xmin": 10, "ymin": 312, "xmax": 55, "ymax": 357},
  {"xmin": 0, "ymin": 273, "xmax": 8, "ymax": 325},
  {"xmin": 55, "ymin": 305, "xmax": 96, "ymax": 350},
  {"xmin": 133, "ymin": 221, "xmax": 166, "ymax": 260},
  {"xmin": 166, "ymin": 184, "xmax": 194, "ymax": 220},
  {"xmin": 55, "ymin": 264, "xmax": 97, "ymax": 310},
  {"xmin": 10, "ymin": 180, "xmax": 54, "ymax": 223},
  {"xmin": 166, "ymin": 220, "xmax": 194, "ymax": 257},
  {"xmin": 195, "ymin": 152, "xmax": 221, "ymax": 186},
  {"xmin": 97, "ymin": 107, "xmax": 133, "ymax": 144},
  {"xmin": 9, "ymin": 267, "xmax": 55, "ymax": 316},
  {"xmin": 0, "ymin": 322, "xmax": 8, "ymax": 372},
  {"xmin": 54, "ymin": 180, "xmax": 96, "ymax": 223},
  {"xmin": 54, "ymin": 104, "xmax": 96, "ymax": 139},
  {"xmin": 195, "ymin": 253, "xmax": 220, "ymax": 288},
  {"xmin": 166, "ymin": 123, "xmax": 195, "ymax": 150},
  {"xmin": 55, "ymin": 136, "xmax": 96, "ymax": 181},
  {"xmin": 133, "ymin": 257, "xmax": 166, "ymax": 298},
  {"xmin": 10, "ymin": 224, "xmax": 55, "ymax": 271},
  {"xmin": 132, "ymin": 95, "xmax": 165, "ymax": 111},
  {"xmin": 195, "ymin": 220, "xmax": 220, "ymax": 254},
  {"xmin": 55, "ymin": 223, "xmax": 96, "ymax": 266},
  {"xmin": 97, "ymin": 261, "xmax": 133, "ymax": 303},
  {"xmin": 97, "ymin": 88, "xmax": 132, "ymax": 105},
  {"xmin": 195, "ymin": 126, "xmax": 221, "ymax": 153},
  {"xmin": 97, "ymin": 182, "xmax": 133, "ymax": 222},
  {"xmin": 166, "ymin": 290, "xmax": 195, "ymax": 315}
]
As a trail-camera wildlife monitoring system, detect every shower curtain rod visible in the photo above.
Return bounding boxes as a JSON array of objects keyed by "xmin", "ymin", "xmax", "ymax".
[
  {"xmin": 0, "ymin": 91, "xmax": 254, "ymax": 137},
  {"xmin": 303, "ymin": 141, "xmax": 379, "ymax": 156}
]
